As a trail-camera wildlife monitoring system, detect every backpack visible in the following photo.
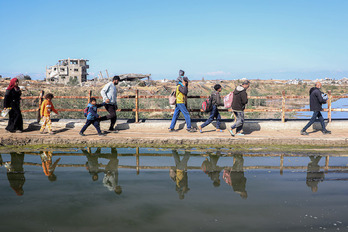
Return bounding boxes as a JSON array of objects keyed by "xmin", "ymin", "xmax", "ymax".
[
  {"xmin": 169, "ymin": 90, "xmax": 176, "ymax": 105},
  {"xmin": 83, "ymin": 106, "xmax": 90, "ymax": 117},
  {"xmin": 224, "ymin": 92, "xmax": 234, "ymax": 108},
  {"xmin": 202, "ymin": 95, "xmax": 213, "ymax": 112}
]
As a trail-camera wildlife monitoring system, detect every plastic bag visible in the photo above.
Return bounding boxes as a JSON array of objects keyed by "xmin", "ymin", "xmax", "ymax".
[{"xmin": 1, "ymin": 108, "xmax": 11, "ymax": 117}]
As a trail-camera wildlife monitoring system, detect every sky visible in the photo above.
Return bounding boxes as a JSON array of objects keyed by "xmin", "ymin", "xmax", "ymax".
[{"xmin": 0, "ymin": 0, "xmax": 348, "ymax": 80}]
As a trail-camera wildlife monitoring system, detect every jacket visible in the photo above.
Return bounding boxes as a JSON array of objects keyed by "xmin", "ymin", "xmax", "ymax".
[
  {"xmin": 86, "ymin": 102, "xmax": 105, "ymax": 120},
  {"xmin": 4, "ymin": 88, "xmax": 21, "ymax": 108},
  {"xmin": 211, "ymin": 91, "xmax": 224, "ymax": 106},
  {"xmin": 101, "ymin": 82, "xmax": 117, "ymax": 105},
  {"xmin": 40, "ymin": 99, "xmax": 58, "ymax": 117},
  {"xmin": 176, "ymin": 82, "xmax": 188, "ymax": 104},
  {"xmin": 232, "ymin": 85, "xmax": 248, "ymax": 111},
  {"xmin": 309, "ymin": 87, "xmax": 326, "ymax": 111}
]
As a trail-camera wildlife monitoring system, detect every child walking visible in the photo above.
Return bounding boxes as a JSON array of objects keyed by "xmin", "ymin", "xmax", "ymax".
[
  {"xmin": 79, "ymin": 97, "xmax": 106, "ymax": 136},
  {"xmin": 40, "ymin": 93, "xmax": 59, "ymax": 134},
  {"xmin": 198, "ymin": 84, "xmax": 224, "ymax": 133}
]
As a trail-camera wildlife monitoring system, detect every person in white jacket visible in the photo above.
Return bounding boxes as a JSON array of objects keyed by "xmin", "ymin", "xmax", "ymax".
[{"xmin": 100, "ymin": 76, "xmax": 120, "ymax": 132}]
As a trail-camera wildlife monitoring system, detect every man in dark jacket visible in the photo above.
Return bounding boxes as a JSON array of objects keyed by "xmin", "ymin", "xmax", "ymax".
[
  {"xmin": 229, "ymin": 80, "xmax": 250, "ymax": 136},
  {"xmin": 301, "ymin": 82, "xmax": 331, "ymax": 135}
]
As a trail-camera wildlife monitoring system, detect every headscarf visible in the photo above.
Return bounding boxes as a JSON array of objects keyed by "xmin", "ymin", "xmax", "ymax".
[{"xmin": 7, "ymin": 78, "xmax": 19, "ymax": 90}]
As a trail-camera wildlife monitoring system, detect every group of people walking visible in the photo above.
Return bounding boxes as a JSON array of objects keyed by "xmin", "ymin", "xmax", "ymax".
[{"xmin": 2, "ymin": 72, "xmax": 332, "ymax": 136}]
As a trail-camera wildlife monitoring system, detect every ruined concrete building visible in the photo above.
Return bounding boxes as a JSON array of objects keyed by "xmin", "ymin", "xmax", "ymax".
[{"xmin": 46, "ymin": 58, "xmax": 89, "ymax": 84}]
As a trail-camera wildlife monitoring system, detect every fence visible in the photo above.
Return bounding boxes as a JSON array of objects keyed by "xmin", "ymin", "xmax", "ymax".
[{"xmin": 0, "ymin": 90, "xmax": 347, "ymax": 123}]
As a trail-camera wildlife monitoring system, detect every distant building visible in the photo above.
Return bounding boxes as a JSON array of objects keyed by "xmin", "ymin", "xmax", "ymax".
[{"xmin": 46, "ymin": 58, "xmax": 89, "ymax": 84}]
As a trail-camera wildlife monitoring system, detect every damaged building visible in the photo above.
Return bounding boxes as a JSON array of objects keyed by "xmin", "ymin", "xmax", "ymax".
[{"xmin": 46, "ymin": 58, "xmax": 89, "ymax": 84}]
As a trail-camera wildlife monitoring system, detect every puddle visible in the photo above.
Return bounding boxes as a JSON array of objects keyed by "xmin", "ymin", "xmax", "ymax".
[{"xmin": 1, "ymin": 147, "xmax": 348, "ymax": 231}]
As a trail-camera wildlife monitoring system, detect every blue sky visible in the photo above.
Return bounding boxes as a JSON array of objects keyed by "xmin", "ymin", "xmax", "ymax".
[{"xmin": 1, "ymin": 0, "xmax": 347, "ymax": 80}]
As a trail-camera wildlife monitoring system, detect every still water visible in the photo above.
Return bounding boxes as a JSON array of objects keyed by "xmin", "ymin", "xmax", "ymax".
[{"xmin": 1, "ymin": 147, "xmax": 348, "ymax": 232}]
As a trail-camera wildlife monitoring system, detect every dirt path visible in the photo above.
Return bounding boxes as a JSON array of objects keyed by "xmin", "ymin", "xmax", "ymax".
[{"xmin": 1, "ymin": 123, "xmax": 347, "ymax": 148}]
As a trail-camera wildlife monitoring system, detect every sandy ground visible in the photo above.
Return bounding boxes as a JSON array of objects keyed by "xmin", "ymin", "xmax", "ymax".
[{"xmin": 0, "ymin": 120, "xmax": 347, "ymax": 147}]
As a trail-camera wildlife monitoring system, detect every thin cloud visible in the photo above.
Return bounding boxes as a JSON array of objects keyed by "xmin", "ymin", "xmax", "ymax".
[{"xmin": 205, "ymin": 71, "xmax": 231, "ymax": 76}]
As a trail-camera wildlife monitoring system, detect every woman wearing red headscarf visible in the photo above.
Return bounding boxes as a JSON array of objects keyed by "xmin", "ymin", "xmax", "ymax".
[{"xmin": 4, "ymin": 78, "xmax": 23, "ymax": 132}]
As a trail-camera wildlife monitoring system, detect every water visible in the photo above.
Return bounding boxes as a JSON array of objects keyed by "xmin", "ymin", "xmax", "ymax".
[
  {"xmin": 1, "ymin": 147, "xmax": 348, "ymax": 232},
  {"xmin": 297, "ymin": 97, "xmax": 348, "ymax": 119}
]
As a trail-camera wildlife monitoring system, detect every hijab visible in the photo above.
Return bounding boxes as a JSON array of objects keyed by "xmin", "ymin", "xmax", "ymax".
[{"xmin": 7, "ymin": 78, "xmax": 19, "ymax": 91}]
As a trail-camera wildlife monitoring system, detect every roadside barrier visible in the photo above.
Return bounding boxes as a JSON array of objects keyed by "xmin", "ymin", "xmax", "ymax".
[{"xmin": 0, "ymin": 90, "xmax": 347, "ymax": 123}]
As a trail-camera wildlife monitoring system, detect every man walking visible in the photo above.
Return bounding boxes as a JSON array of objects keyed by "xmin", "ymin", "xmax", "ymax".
[
  {"xmin": 169, "ymin": 70, "xmax": 196, "ymax": 133},
  {"xmin": 100, "ymin": 76, "xmax": 120, "ymax": 133},
  {"xmin": 301, "ymin": 82, "xmax": 331, "ymax": 135},
  {"xmin": 229, "ymin": 80, "xmax": 250, "ymax": 136}
]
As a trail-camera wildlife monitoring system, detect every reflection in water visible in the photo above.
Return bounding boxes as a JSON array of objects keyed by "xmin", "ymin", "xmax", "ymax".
[
  {"xmin": 171, "ymin": 150, "xmax": 190, "ymax": 199},
  {"xmin": 82, "ymin": 148, "xmax": 122, "ymax": 194},
  {"xmin": 102, "ymin": 148, "xmax": 122, "ymax": 195},
  {"xmin": 82, "ymin": 148, "xmax": 101, "ymax": 181},
  {"xmin": 306, "ymin": 155, "xmax": 325, "ymax": 192},
  {"xmin": 5, "ymin": 153, "xmax": 25, "ymax": 196},
  {"xmin": 223, "ymin": 154, "xmax": 248, "ymax": 199},
  {"xmin": 40, "ymin": 151, "xmax": 61, "ymax": 182},
  {"xmin": 201, "ymin": 150, "xmax": 223, "ymax": 187}
]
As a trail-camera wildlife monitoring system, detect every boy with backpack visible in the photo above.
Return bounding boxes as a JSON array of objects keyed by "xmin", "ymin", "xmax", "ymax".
[
  {"xmin": 198, "ymin": 84, "xmax": 224, "ymax": 133},
  {"xmin": 79, "ymin": 97, "xmax": 106, "ymax": 136},
  {"xmin": 40, "ymin": 93, "xmax": 59, "ymax": 135}
]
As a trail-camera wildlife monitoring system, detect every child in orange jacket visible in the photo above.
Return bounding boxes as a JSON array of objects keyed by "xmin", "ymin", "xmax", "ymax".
[{"xmin": 40, "ymin": 93, "xmax": 59, "ymax": 134}]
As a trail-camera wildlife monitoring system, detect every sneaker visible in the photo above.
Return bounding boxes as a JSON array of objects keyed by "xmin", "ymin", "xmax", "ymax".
[
  {"xmin": 16, "ymin": 130, "xmax": 23, "ymax": 133},
  {"xmin": 198, "ymin": 126, "xmax": 203, "ymax": 133},
  {"xmin": 301, "ymin": 130, "xmax": 309, "ymax": 135},
  {"xmin": 168, "ymin": 128, "xmax": 175, "ymax": 132},
  {"xmin": 216, "ymin": 129, "xmax": 223, "ymax": 132},
  {"xmin": 236, "ymin": 133, "xmax": 245, "ymax": 136},
  {"xmin": 229, "ymin": 129, "xmax": 235, "ymax": 137},
  {"xmin": 187, "ymin": 128, "xmax": 197, "ymax": 133},
  {"xmin": 79, "ymin": 132, "xmax": 85, "ymax": 136},
  {"xmin": 322, "ymin": 130, "xmax": 331, "ymax": 134},
  {"xmin": 98, "ymin": 133, "xmax": 106, "ymax": 136}
]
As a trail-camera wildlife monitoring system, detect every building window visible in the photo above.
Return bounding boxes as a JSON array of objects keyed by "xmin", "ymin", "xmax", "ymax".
[{"xmin": 74, "ymin": 69, "xmax": 79, "ymax": 72}]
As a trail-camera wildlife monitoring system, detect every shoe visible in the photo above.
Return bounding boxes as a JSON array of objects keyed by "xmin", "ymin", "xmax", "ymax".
[
  {"xmin": 322, "ymin": 130, "xmax": 331, "ymax": 134},
  {"xmin": 198, "ymin": 126, "xmax": 203, "ymax": 133},
  {"xmin": 229, "ymin": 129, "xmax": 235, "ymax": 137},
  {"xmin": 98, "ymin": 133, "xmax": 106, "ymax": 136},
  {"xmin": 187, "ymin": 128, "xmax": 197, "ymax": 133},
  {"xmin": 16, "ymin": 130, "xmax": 23, "ymax": 133},
  {"xmin": 301, "ymin": 130, "xmax": 309, "ymax": 135},
  {"xmin": 49, "ymin": 132, "xmax": 55, "ymax": 135},
  {"xmin": 79, "ymin": 132, "xmax": 85, "ymax": 136},
  {"xmin": 216, "ymin": 129, "xmax": 223, "ymax": 132},
  {"xmin": 236, "ymin": 133, "xmax": 245, "ymax": 136},
  {"xmin": 168, "ymin": 128, "xmax": 175, "ymax": 132},
  {"xmin": 108, "ymin": 129, "xmax": 119, "ymax": 133}
]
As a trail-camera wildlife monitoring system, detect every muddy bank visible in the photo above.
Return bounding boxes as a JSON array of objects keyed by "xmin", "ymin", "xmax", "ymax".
[{"xmin": 1, "ymin": 134, "xmax": 347, "ymax": 150}]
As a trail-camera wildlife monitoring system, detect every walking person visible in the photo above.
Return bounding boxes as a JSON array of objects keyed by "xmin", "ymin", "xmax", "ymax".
[
  {"xmin": 40, "ymin": 93, "xmax": 59, "ymax": 134},
  {"xmin": 198, "ymin": 84, "xmax": 224, "ymax": 133},
  {"xmin": 100, "ymin": 75, "xmax": 120, "ymax": 133},
  {"xmin": 168, "ymin": 70, "xmax": 196, "ymax": 132},
  {"xmin": 229, "ymin": 80, "xmax": 250, "ymax": 136},
  {"xmin": 301, "ymin": 82, "xmax": 331, "ymax": 135},
  {"xmin": 3, "ymin": 78, "xmax": 23, "ymax": 133},
  {"xmin": 79, "ymin": 97, "xmax": 106, "ymax": 136}
]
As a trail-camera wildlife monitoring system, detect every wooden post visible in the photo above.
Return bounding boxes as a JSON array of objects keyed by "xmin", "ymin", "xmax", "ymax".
[
  {"xmin": 37, "ymin": 90, "xmax": 44, "ymax": 122},
  {"xmin": 136, "ymin": 147, "xmax": 140, "ymax": 175},
  {"xmin": 87, "ymin": 90, "xmax": 92, "ymax": 104},
  {"xmin": 325, "ymin": 156, "xmax": 329, "ymax": 171},
  {"xmin": 327, "ymin": 90, "xmax": 332, "ymax": 123},
  {"xmin": 135, "ymin": 89, "xmax": 139, "ymax": 123},
  {"xmin": 281, "ymin": 90, "xmax": 286, "ymax": 123},
  {"xmin": 280, "ymin": 154, "xmax": 284, "ymax": 175}
]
